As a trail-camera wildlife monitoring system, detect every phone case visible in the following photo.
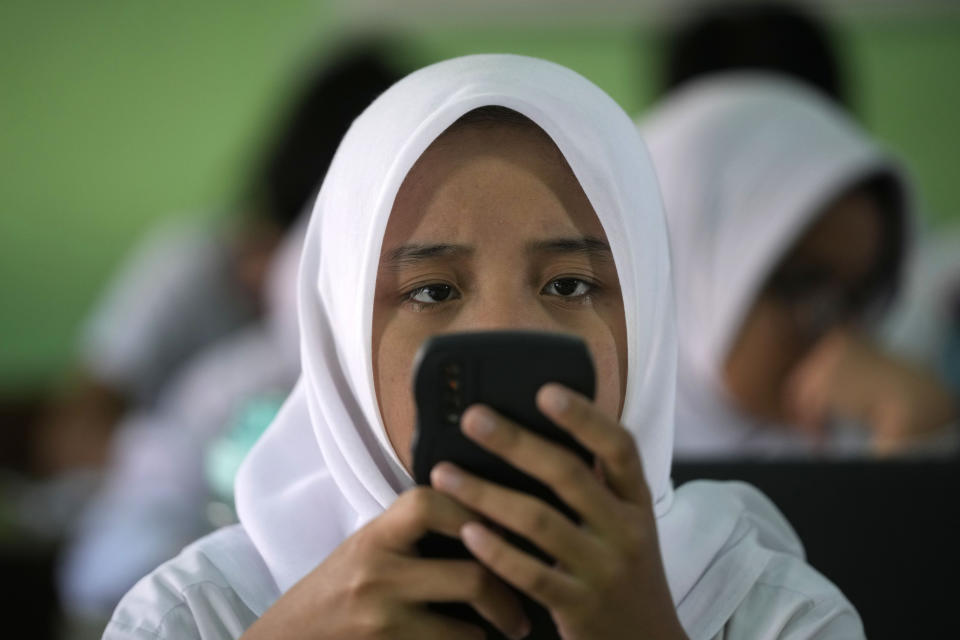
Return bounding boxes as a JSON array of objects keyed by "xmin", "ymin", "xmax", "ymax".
[{"xmin": 411, "ymin": 331, "xmax": 596, "ymax": 640}]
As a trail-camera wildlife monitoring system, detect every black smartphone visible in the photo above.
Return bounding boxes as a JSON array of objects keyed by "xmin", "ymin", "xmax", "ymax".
[{"xmin": 411, "ymin": 331, "xmax": 596, "ymax": 640}]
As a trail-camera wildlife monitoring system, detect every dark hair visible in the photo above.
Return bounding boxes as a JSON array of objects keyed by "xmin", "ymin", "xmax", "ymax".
[
  {"xmin": 860, "ymin": 172, "xmax": 909, "ymax": 315},
  {"xmin": 662, "ymin": 2, "xmax": 847, "ymax": 107},
  {"xmin": 448, "ymin": 105, "xmax": 540, "ymax": 129},
  {"xmin": 247, "ymin": 40, "xmax": 405, "ymax": 228},
  {"xmin": 439, "ymin": 105, "xmax": 568, "ymax": 166}
]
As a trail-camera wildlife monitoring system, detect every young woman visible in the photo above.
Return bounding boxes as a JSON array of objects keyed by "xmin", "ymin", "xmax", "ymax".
[
  {"xmin": 641, "ymin": 74, "xmax": 957, "ymax": 458},
  {"xmin": 104, "ymin": 55, "xmax": 862, "ymax": 639}
]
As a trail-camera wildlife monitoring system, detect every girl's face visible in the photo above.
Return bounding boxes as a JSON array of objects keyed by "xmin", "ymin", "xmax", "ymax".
[
  {"xmin": 372, "ymin": 121, "xmax": 628, "ymax": 472},
  {"xmin": 722, "ymin": 187, "xmax": 884, "ymax": 423}
]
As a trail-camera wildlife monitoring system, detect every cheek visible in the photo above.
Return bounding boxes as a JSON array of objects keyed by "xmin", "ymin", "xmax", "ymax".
[
  {"xmin": 581, "ymin": 313, "xmax": 626, "ymax": 421},
  {"xmin": 372, "ymin": 317, "xmax": 423, "ymax": 473},
  {"xmin": 591, "ymin": 341, "xmax": 623, "ymax": 420}
]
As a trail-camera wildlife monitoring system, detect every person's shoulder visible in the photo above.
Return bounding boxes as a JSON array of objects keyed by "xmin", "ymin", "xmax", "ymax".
[
  {"xmin": 676, "ymin": 480, "xmax": 864, "ymax": 639},
  {"xmin": 677, "ymin": 479, "xmax": 806, "ymax": 557},
  {"xmin": 104, "ymin": 525, "xmax": 277, "ymax": 640},
  {"xmin": 686, "ymin": 481, "xmax": 864, "ymax": 639},
  {"xmin": 719, "ymin": 552, "xmax": 865, "ymax": 639}
]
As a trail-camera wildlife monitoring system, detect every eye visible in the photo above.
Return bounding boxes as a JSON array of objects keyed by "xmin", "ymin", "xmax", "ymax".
[
  {"xmin": 543, "ymin": 278, "xmax": 593, "ymax": 298},
  {"xmin": 407, "ymin": 284, "xmax": 457, "ymax": 305}
]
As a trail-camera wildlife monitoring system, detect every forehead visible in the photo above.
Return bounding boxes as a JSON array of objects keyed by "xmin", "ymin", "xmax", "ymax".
[{"xmin": 383, "ymin": 123, "xmax": 606, "ymax": 248}]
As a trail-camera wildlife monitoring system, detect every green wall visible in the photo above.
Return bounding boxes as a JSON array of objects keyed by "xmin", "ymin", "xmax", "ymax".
[{"xmin": 1, "ymin": 2, "xmax": 958, "ymax": 391}]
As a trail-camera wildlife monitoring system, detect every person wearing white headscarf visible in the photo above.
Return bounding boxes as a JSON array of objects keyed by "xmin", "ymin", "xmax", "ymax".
[
  {"xmin": 104, "ymin": 56, "xmax": 862, "ymax": 639},
  {"xmin": 641, "ymin": 73, "xmax": 957, "ymax": 459},
  {"xmin": 80, "ymin": 219, "xmax": 259, "ymax": 407},
  {"xmin": 59, "ymin": 220, "xmax": 304, "ymax": 621}
]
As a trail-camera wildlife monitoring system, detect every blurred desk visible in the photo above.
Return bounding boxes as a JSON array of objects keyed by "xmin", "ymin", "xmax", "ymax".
[
  {"xmin": 0, "ymin": 534, "xmax": 60, "ymax": 639},
  {"xmin": 674, "ymin": 459, "xmax": 959, "ymax": 638}
]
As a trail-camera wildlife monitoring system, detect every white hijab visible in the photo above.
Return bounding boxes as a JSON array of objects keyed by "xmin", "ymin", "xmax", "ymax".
[
  {"xmin": 234, "ymin": 56, "xmax": 803, "ymax": 636},
  {"xmin": 640, "ymin": 74, "xmax": 911, "ymax": 458}
]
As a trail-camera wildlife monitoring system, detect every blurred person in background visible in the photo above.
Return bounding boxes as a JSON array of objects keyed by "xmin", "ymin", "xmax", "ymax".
[
  {"xmin": 51, "ymin": 42, "xmax": 407, "ymax": 625},
  {"xmin": 58, "ymin": 219, "xmax": 303, "ymax": 625},
  {"xmin": 640, "ymin": 73, "xmax": 957, "ymax": 458},
  {"xmin": 31, "ymin": 40, "xmax": 404, "ymax": 478},
  {"xmin": 645, "ymin": 1, "xmax": 959, "ymax": 459},
  {"xmin": 660, "ymin": 1, "xmax": 848, "ymax": 108}
]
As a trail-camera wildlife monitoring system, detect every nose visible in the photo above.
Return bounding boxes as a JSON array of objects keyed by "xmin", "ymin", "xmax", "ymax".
[{"xmin": 452, "ymin": 286, "xmax": 559, "ymax": 334}]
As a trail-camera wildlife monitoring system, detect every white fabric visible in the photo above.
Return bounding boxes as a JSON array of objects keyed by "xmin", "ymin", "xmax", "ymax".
[
  {"xmin": 639, "ymin": 74, "xmax": 911, "ymax": 458},
  {"xmin": 107, "ymin": 55, "xmax": 860, "ymax": 638},
  {"xmin": 103, "ymin": 525, "xmax": 270, "ymax": 640},
  {"xmin": 81, "ymin": 218, "xmax": 256, "ymax": 404}
]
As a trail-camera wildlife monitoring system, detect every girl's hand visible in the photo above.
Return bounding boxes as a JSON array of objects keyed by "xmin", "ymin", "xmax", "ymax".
[
  {"xmin": 242, "ymin": 487, "xmax": 529, "ymax": 640},
  {"xmin": 431, "ymin": 383, "xmax": 688, "ymax": 640},
  {"xmin": 785, "ymin": 329, "xmax": 958, "ymax": 455}
]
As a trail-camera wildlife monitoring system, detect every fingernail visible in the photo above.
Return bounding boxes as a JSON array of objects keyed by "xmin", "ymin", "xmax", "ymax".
[
  {"xmin": 540, "ymin": 384, "xmax": 568, "ymax": 413},
  {"xmin": 431, "ymin": 463, "xmax": 461, "ymax": 491},
  {"xmin": 464, "ymin": 407, "xmax": 496, "ymax": 437},
  {"xmin": 461, "ymin": 522, "xmax": 488, "ymax": 550}
]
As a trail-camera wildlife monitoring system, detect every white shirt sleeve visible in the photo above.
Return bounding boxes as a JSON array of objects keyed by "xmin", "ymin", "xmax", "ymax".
[
  {"xmin": 713, "ymin": 552, "xmax": 865, "ymax": 640},
  {"xmin": 102, "ymin": 526, "xmax": 273, "ymax": 640},
  {"xmin": 103, "ymin": 582, "xmax": 255, "ymax": 640}
]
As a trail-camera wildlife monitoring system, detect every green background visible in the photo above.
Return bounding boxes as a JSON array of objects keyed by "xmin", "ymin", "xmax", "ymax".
[{"xmin": 2, "ymin": 1, "xmax": 958, "ymax": 391}]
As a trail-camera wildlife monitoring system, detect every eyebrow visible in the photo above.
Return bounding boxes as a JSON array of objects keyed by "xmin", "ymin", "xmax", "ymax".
[
  {"xmin": 528, "ymin": 236, "xmax": 613, "ymax": 260},
  {"xmin": 383, "ymin": 236, "xmax": 612, "ymax": 270},
  {"xmin": 384, "ymin": 243, "xmax": 473, "ymax": 270}
]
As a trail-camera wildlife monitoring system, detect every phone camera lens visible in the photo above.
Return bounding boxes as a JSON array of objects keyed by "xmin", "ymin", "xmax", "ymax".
[
  {"xmin": 440, "ymin": 360, "xmax": 463, "ymax": 426},
  {"xmin": 442, "ymin": 362, "xmax": 461, "ymax": 376}
]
